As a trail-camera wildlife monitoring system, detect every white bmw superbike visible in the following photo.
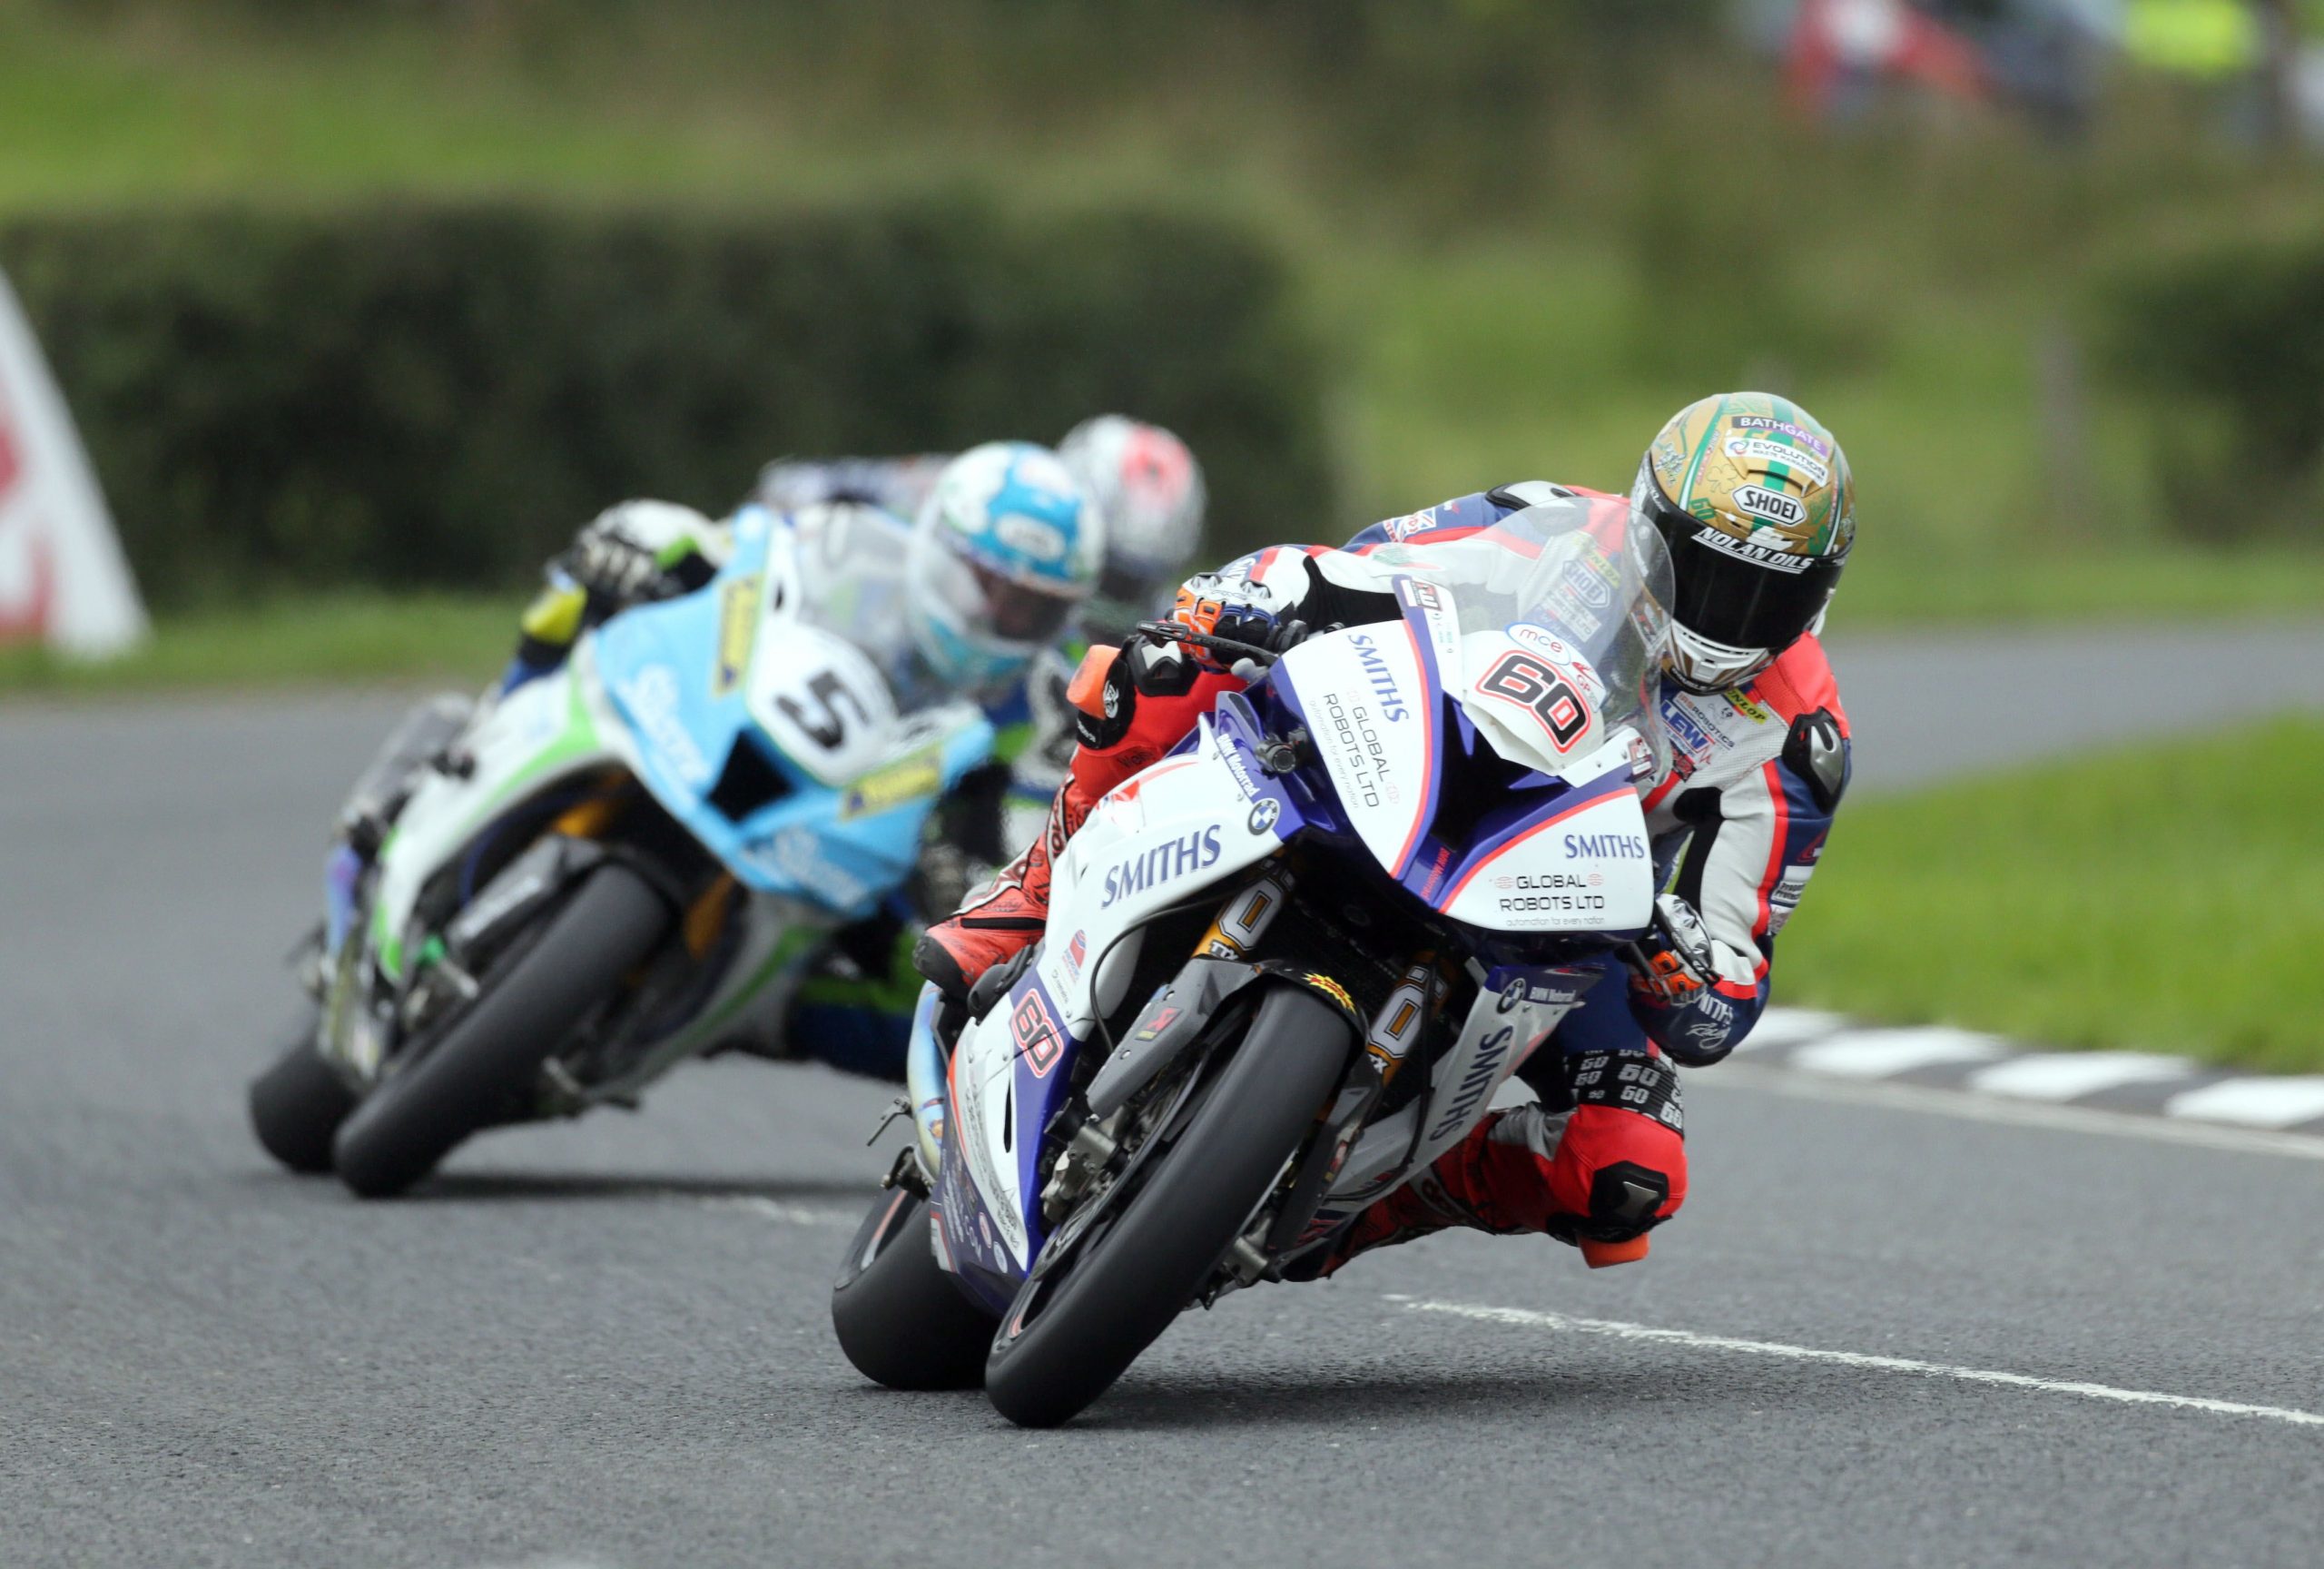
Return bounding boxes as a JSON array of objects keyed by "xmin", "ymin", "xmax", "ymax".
[{"xmin": 832, "ymin": 495, "xmax": 1682, "ymax": 1426}]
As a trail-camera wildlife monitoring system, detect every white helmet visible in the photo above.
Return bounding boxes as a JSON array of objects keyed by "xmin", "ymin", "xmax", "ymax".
[
  {"xmin": 907, "ymin": 441, "xmax": 1102, "ymax": 694},
  {"xmin": 1057, "ymin": 415, "xmax": 1206, "ymax": 641}
]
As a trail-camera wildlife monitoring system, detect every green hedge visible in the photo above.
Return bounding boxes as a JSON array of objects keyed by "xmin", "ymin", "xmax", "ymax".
[
  {"xmin": 0, "ymin": 203, "xmax": 1330, "ymax": 609},
  {"xmin": 2099, "ymin": 230, "xmax": 2324, "ymax": 542}
]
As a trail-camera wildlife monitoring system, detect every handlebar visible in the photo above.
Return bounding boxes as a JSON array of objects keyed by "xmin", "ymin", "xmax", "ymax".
[{"xmin": 1132, "ymin": 618, "xmax": 1285, "ymax": 673}]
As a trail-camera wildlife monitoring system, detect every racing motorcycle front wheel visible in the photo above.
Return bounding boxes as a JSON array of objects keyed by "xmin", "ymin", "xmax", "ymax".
[
  {"xmin": 831, "ymin": 1187, "xmax": 1000, "ymax": 1390},
  {"xmin": 330, "ymin": 862, "xmax": 671, "ymax": 1199},
  {"xmin": 982, "ymin": 980, "xmax": 1354, "ymax": 1428}
]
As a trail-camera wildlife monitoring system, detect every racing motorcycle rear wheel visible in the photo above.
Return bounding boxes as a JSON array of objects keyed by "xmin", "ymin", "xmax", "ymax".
[
  {"xmin": 248, "ymin": 1005, "xmax": 356, "ymax": 1174},
  {"xmin": 330, "ymin": 863, "xmax": 671, "ymax": 1199},
  {"xmin": 831, "ymin": 1187, "xmax": 999, "ymax": 1390},
  {"xmin": 982, "ymin": 980, "xmax": 1354, "ymax": 1428}
]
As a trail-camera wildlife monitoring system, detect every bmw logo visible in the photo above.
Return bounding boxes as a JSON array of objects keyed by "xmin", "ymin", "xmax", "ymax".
[{"xmin": 1247, "ymin": 797, "xmax": 1281, "ymax": 834}]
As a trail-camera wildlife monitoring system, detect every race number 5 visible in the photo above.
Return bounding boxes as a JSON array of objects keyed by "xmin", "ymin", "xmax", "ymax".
[
  {"xmin": 1478, "ymin": 651, "xmax": 1590, "ymax": 751},
  {"xmin": 748, "ymin": 624, "xmax": 899, "ymax": 785},
  {"xmin": 778, "ymin": 669, "xmax": 868, "ymax": 752}
]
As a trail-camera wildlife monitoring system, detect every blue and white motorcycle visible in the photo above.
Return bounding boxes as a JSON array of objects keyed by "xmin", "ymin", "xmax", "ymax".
[
  {"xmin": 248, "ymin": 505, "xmax": 993, "ymax": 1198},
  {"xmin": 831, "ymin": 495, "xmax": 1679, "ymax": 1426}
]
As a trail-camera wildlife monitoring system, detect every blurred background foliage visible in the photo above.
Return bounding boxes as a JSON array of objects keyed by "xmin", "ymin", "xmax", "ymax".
[
  {"xmin": 0, "ymin": 203, "xmax": 1324, "ymax": 607},
  {"xmin": 1, "ymin": 0, "xmax": 2320, "ymax": 617}
]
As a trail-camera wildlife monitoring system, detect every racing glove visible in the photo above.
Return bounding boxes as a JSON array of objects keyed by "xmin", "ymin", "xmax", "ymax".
[
  {"xmin": 566, "ymin": 525, "xmax": 666, "ymax": 603},
  {"xmin": 1622, "ymin": 893, "xmax": 1741, "ymax": 1066},
  {"xmin": 1630, "ymin": 893, "xmax": 1717, "ymax": 1009},
  {"xmin": 1168, "ymin": 576, "xmax": 1308, "ymax": 673},
  {"xmin": 566, "ymin": 501, "xmax": 722, "ymax": 607}
]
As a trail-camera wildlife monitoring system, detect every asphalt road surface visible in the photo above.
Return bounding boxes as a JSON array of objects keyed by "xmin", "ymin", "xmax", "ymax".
[{"xmin": 5, "ymin": 632, "xmax": 2322, "ymax": 1569}]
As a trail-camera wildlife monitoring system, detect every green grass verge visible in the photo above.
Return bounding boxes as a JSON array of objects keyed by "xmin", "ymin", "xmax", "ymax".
[
  {"xmin": 0, "ymin": 593, "xmax": 509, "ymax": 696},
  {"xmin": 1777, "ymin": 714, "xmax": 2324, "ymax": 1073}
]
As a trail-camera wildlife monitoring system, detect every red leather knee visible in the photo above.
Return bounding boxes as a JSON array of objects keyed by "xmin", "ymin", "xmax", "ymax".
[{"xmin": 1543, "ymin": 1102, "xmax": 1688, "ymax": 1239}]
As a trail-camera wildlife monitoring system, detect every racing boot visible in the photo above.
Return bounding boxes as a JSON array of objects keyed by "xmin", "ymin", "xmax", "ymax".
[
  {"xmin": 914, "ymin": 640, "xmax": 1246, "ymax": 1009},
  {"xmin": 913, "ymin": 783, "xmax": 1078, "ymax": 1011}
]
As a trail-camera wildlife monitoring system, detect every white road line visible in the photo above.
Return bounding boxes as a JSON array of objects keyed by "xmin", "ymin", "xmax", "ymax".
[
  {"xmin": 2167, "ymin": 1076, "xmax": 2324, "ymax": 1130},
  {"xmin": 1728, "ymin": 1008, "xmax": 1849, "ymax": 1052},
  {"xmin": 704, "ymin": 1196, "xmax": 858, "ymax": 1227},
  {"xmin": 1393, "ymin": 1298, "xmax": 2324, "ymax": 1430},
  {"xmin": 1714, "ymin": 1062, "xmax": 2324, "ymax": 1161},
  {"xmin": 1968, "ymin": 1051, "xmax": 2198, "ymax": 1102},
  {"xmin": 1788, "ymin": 1026, "xmax": 2006, "ymax": 1079}
]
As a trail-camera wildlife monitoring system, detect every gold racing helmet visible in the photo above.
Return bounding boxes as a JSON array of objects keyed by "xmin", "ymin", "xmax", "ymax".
[{"xmin": 1630, "ymin": 392, "xmax": 1856, "ymax": 694}]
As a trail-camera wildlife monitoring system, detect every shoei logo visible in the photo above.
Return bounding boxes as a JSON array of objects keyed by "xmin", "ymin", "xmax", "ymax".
[
  {"xmin": 1101, "ymin": 827, "xmax": 1223, "ymax": 906},
  {"xmin": 1731, "ymin": 484, "xmax": 1805, "ymax": 528}
]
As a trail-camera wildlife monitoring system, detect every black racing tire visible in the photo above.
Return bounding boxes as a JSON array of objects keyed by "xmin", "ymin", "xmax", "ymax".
[
  {"xmin": 330, "ymin": 863, "xmax": 671, "ymax": 1199},
  {"xmin": 831, "ymin": 1187, "xmax": 999, "ymax": 1390},
  {"xmin": 983, "ymin": 982, "xmax": 1353, "ymax": 1428},
  {"xmin": 248, "ymin": 1007, "xmax": 355, "ymax": 1175}
]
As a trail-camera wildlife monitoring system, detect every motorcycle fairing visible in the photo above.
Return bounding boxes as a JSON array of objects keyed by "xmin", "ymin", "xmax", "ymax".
[
  {"xmin": 931, "ymin": 706, "xmax": 1300, "ymax": 1308},
  {"xmin": 368, "ymin": 658, "xmax": 625, "ymax": 982},
  {"xmin": 1265, "ymin": 599, "xmax": 1440, "ymax": 882},
  {"xmin": 1034, "ymin": 710, "xmax": 1298, "ymax": 1038},
  {"xmin": 1267, "ymin": 593, "xmax": 1659, "ymax": 937},
  {"xmin": 1305, "ymin": 961, "xmax": 1592, "ymax": 1229},
  {"xmin": 1432, "ymin": 765, "xmax": 1654, "ymax": 935},
  {"xmin": 591, "ymin": 520, "xmax": 993, "ymax": 917}
]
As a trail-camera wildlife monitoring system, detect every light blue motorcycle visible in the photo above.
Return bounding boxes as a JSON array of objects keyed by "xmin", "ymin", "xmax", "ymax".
[{"xmin": 248, "ymin": 506, "xmax": 994, "ymax": 1197}]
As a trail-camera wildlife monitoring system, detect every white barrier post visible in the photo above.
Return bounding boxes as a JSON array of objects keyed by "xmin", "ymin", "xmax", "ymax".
[{"xmin": 0, "ymin": 267, "xmax": 148, "ymax": 658}]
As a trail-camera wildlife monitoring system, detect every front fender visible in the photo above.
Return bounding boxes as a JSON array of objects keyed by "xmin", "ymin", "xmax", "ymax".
[{"xmin": 1082, "ymin": 957, "xmax": 1365, "ymax": 1120}]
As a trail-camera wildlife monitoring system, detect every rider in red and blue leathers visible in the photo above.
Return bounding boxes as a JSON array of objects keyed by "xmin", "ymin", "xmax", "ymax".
[{"xmin": 918, "ymin": 393, "xmax": 1856, "ymax": 1270}]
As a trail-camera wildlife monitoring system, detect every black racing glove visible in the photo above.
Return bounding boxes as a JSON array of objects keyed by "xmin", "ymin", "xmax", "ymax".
[{"xmin": 566, "ymin": 526, "xmax": 665, "ymax": 603}]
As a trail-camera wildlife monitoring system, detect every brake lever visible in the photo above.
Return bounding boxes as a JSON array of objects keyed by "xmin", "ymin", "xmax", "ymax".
[{"xmin": 1132, "ymin": 618, "xmax": 1283, "ymax": 671}]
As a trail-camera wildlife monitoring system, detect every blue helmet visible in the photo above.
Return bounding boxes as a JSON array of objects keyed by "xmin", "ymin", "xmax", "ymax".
[{"xmin": 906, "ymin": 441, "xmax": 1103, "ymax": 692}]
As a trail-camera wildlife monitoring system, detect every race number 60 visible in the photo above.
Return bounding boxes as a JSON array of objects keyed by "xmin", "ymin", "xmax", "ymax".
[{"xmin": 1478, "ymin": 651, "xmax": 1590, "ymax": 751}]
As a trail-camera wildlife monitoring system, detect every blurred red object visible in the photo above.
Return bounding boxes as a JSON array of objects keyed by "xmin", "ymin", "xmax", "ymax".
[{"xmin": 1787, "ymin": 0, "xmax": 1990, "ymax": 113}]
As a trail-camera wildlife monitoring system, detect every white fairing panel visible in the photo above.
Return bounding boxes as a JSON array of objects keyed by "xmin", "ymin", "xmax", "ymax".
[
  {"xmin": 372, "ymin": 659, "xmax": 629, "ymax": 963},
  {"xmin": 1457, "ymin": 627, "xmax": 1611, "ymax": 777},
  {"xmin": 950, "ymin": 1010, "xmax": 1031, "ymax": 1267},
  {"xmin": 1439, "ymin": 784, "xmax": 1657, "ymax": 933},
  {"xmin": 947, "ymin": 718, "xmax": 1286, "ymax": 1268},
  {"xmin": 1327, "ymin": 972, "xmax": 1584, "ymax": 1206},
  {"xmin": 744, "ymin": 621, "xmax": 901, "ymax": 786},
  {"xmin": 1276, "ymin": 626, "xmax": 1432, "ymax": 878},
  {"xmin": 1037, "ymin": 719, "xmax": 1286, "ymax": 1036}
]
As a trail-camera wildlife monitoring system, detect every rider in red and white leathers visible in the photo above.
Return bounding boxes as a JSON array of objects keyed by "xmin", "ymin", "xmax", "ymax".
[{"xmin": 919, "ymin": 393, "xmax": 1857, "ymax": 1270}]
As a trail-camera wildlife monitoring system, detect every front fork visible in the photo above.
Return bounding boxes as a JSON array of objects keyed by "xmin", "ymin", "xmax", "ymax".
[{"xmin": 903, "ymin": 983, "xmax": 950, "ymax": 1182}]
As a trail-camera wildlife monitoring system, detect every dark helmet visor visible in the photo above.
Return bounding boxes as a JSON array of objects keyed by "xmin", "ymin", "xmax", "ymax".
[
  {"xmin": 972, "ymin": 559, "xmax": 1078, "ymax": 643},
  {"xmin": 1645, "ymin": 492, "xmax": 1845, "ymax": 651}
]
